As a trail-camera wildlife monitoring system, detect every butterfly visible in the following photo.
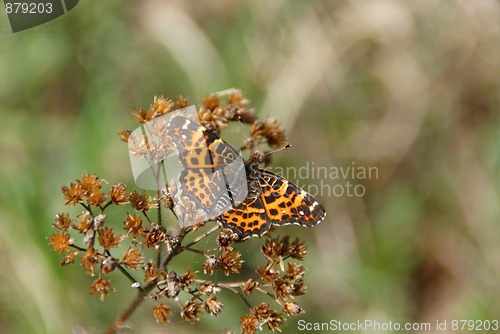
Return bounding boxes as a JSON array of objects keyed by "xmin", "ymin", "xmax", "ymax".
[{"xmin": 166, "ymin": 114, "xmax": 326, "ymax": 240}]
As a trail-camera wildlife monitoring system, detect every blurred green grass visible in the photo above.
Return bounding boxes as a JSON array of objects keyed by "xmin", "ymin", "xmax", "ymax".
[{"xmin": 1, "ymin": 1, "xmax": 500, "ymax": 333}]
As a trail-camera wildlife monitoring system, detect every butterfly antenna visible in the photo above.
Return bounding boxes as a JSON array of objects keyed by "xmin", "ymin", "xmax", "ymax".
[
  {"xmin": 238, "ymin": 116, "xmax": 254, "ymax": 151},
  {"xmin": 265, "ymin": 143, "xmax": 292, "ymax": 156}
]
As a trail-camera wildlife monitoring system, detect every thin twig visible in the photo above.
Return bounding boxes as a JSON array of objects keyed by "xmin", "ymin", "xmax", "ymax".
[{"xmin": 184, "ymin": 224, "xmax": 220, "ymax": 249}]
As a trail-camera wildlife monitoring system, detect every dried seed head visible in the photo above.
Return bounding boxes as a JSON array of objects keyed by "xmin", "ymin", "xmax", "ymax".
[
  {"xmin": 153, "ymin": 303, "xmax": 171, "ymax": 324},
  {"xmin": 181, "ymin": 300, "xmax": 202, "ymax": 324},
  {"xmin": 98, "ymin": 226, "xmax": 124, "ymax": 249},
  {"xmin": 143, "ymin": 261, "xmax": 159, "ymax": 282},
  {"xmin": 121, "ymin": 247, "xmax": 143, "ymax": 269},
  {"xmin": 241, "ymin": 279, "xmax": 259, "ymax": 295},
  {"xmin": 240, "ymin": 315, "xmax": 259, "ymax": 334},
  {"xmin": 179, "ymin": 267, "xmax": 197, "ymax": 288},
  {"xmin": 204, "ymin": 296, "xmax": 224, "ymax": 316},
  {"xmin": 47, "ymin": 232, "xmax": 72, "ymax": 253},
  {"xmin": 123, "ymin": 213, "xmax": 145, "ymax": 239},
  {"xmin": 129, "ymin": 191, "xmax": 157, "ymax": 211},
  {"xmin": 283, "ymin": 302, "xmax": 304, "ymax": 316},
  {"xmin": 144, "ymin": 225, "xmax": 167, "ymax": 249},
  {"xmin": 218, "ymin": 248, "xmax": 244, "ymax": 276},
  {"xmin": 61, "ymin": 182, "xmax": 84, "ymax": 205},
  {"xmin": 53, "ymin": 213, "xmax": 71, "ymax": 230},
  {"xmin": 89, "ymin": 278, "xmax": 114, "ymax": 301},
  {"xmin": 80, "ymin": 247, "xmax": 100, "ymax": 276},
  {"xmin": 110, "ymin": 184, "xmax": 129, "ymax": 205}
]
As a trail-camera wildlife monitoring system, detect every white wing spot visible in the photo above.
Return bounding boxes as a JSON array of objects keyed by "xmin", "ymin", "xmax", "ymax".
[{"xmin": 299, "ymin": 210, "xmax": 305, "ymax": 216}]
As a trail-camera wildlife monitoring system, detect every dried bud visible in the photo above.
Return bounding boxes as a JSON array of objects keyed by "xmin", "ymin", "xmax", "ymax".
[
  {"xmin": 101, "ymin": 256, "xmax": 117, "ymax": 275},
  {"xmin": 203, "ymin": 255, "xmax": 217, "ymax": 275},
  {"xmin": 123, "ymin": 213, "xmax": 145, "ymax": 239}
]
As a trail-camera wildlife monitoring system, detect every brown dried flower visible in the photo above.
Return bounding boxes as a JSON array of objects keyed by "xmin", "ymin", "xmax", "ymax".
[
  {"xmin": 89, "ymin": 277, "xmax": 115, "ymax": 301},
  {"xmin": 283, "ymin": 301, "xmax": 304, "ymax": 316},
  {"xmin": 61, "ymin": 182, "xmax": 84, "ymax": 205},
  {"xmin": 144, "ymin": 225, "xmax": 166, "ymax": 248},
  {"xmin": 240, "ymin": 315, "xmax": 259, "ymax": 334},
  {"xmin": 241, "ymin": 279, "xmax": 259, "ymax": 295},
  {"xmin": 181, "ymin": 300, "xmax": 202, "ymax": 324},
  {"xmin": 218, "ymin": 248, "xmax": 244, "ymax": 276},
  {"xmin": 98, "ymin": 226, "xmax": 124, "ymax": 249},
  {"xmin": 122, "ymin": 213, "xmax": 144, "ymax": 238},
  {"xmin": 109, "ymin": 184, "xmax": 128, "ymax": 205},
  {"xmin": 204, "ymin": 296, "xmax": 224, "ymax": 316},
  {"xmin": 153, "ymin": 303, "xmax": 171, "ymax": 324},
  {"xmin": 129, "ymin": 190, "xmax": 156, "ymax": 211},
  {"xmin": 53, "ymin": 213, "xmax": 71, "ymax": 230},
  {"xmin": 80, "ymin": 247, "xmax": 100, "ymax": 276},
  {"xmin": 47, "ymin": 232, "xmax": 72, "ymax": 253},
  {"xmin": 122, "ymin": 247, "xmax": 143, "ymax": 269}
]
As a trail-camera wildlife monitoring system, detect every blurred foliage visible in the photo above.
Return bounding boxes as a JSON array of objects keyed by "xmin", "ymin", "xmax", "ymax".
[{"xmin": 1, "ymin": 0, "xmax": 500, "ymax": 333}]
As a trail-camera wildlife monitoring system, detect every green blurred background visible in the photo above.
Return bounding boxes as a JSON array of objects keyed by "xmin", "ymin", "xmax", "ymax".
[{"xmin": 1, "ymin": 1, "xmax": 500, "ymax": 333}]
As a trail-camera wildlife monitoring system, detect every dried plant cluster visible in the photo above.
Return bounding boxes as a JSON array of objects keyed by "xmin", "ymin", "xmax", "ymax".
[{"xmin": 48, "ymin": 90, "xmax": 311, "ymax": 333}]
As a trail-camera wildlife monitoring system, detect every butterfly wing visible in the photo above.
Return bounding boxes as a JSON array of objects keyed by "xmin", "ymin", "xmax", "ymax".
[
  {"xmin": 258, "ymin": 169, "xmax": 326, "ymax": 227},
  {"xmin": 217, "ymin": 193, "xmax": 271, "ymax": 240},
  {"xmin": 167, "ymin": 115, "xmax": 247, "ymax": 222}
]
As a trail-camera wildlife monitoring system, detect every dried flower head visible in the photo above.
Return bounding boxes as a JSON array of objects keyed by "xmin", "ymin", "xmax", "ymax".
[
  {"xmin": 181, "ymin": 300, "xmax": 202, "ymax": 324},
  {"xmin": 89, "ymin": 278, "xmax": 115, "ymax": 301},
  {"xmin": 153, "ymin": 303, "xmax": 171, "ymax": 324}
]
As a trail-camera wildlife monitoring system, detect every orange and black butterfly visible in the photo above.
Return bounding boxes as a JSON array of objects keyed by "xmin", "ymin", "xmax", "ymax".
[{"xmin": 167, "ymin": 115, "xmax": 326, "ymax": 240}]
